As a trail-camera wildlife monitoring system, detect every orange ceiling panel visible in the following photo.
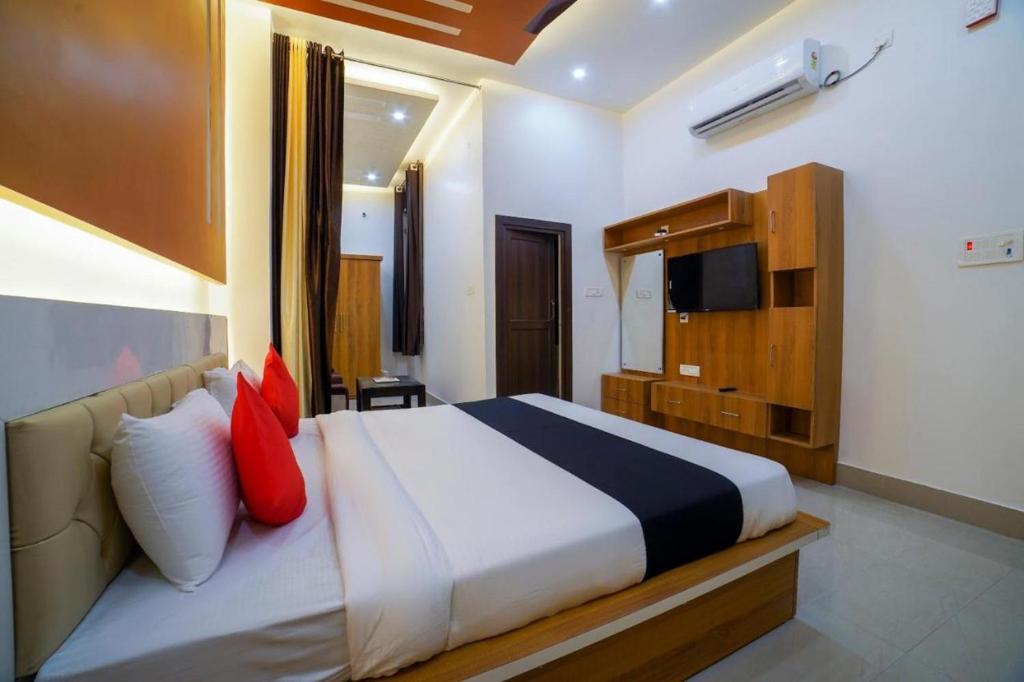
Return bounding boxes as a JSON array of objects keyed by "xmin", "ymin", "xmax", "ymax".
[{"xmin": 264, "ymin": 0, "xmax": 565, "ymax": 64}]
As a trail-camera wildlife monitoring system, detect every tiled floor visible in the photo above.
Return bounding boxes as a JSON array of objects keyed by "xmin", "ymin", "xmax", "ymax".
[{"xmin": 693, "ymin": 479, "xmax": 1024, "ymax": 681}]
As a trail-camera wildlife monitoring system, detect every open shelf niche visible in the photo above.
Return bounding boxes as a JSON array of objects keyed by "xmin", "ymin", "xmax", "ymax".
[
  {"xmin": 604, "ymin": 189, "xmax": 753, "ymax": 254},
  {"xmin": 768, "ymin": 404, "xmax": 814, "ymax": 447},
  {"xmin": 770, "ymin": 268, "xmax": 815, "ymax": 308}
]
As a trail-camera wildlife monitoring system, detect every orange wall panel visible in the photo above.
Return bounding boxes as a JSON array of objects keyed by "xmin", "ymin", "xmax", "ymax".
[{"xmin": 0, "ymin": 0, "xmax": 226, "ymax": 281}]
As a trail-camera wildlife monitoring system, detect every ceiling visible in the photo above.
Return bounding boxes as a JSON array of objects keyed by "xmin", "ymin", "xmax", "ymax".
[
  {"xmin": 343, "ymin": 81, "xmax": 437, "ymax": 187},
  {"xmin": 270, "ymin": 0, "xmax": 795, "ymax": 112},
  {"xmin": 262, "ymin": 0, "xmax": 559, "ymax": 64}
]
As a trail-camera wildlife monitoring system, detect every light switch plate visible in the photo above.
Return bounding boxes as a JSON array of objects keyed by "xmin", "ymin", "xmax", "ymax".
[
  {"xmin": 965, "ymin": 0, "xmax": 998, "ymax": 28},
  {"xmin": 635, "ymin": 288, "xmax": 653, "ymax": 299},
  {"xmin": 680, "ymin": 364, "xmax": 700, "ymax": 377},
  {"xmin": 958, "ymin": 230, "xmax": 1022, "ymax": 267},
  {"xmin": 585, "ymin": 287, "xmax": 603, "ymax": 298}
]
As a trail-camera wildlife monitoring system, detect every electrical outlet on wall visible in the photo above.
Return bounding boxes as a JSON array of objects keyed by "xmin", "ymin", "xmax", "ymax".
[
  {"xmin": 585, "ymin": 287, "xmax": 603, "ymax": 298},
  {"xmin": 680, "ymin": 364, "xmax": 700, "ymax": 377},
  {"xmin": 874, "ymin": 29, "xmax": 894, "ymax": 49}
]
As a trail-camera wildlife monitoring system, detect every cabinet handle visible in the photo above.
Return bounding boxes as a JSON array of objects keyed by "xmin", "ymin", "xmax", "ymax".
[
  {"xmin": 769, "ymin": 343, "xmax": 776, "ymax": 368},
  {"xmin": 616, "ymin": 387, "xmax": 627, "ymax": 392},
  {"xmin": 769, "ymin": 210, "xmax": 777, "ymax": 234},
  {"xmin": 720, "ymin": 410, "xmax": 740, "ymax": 418},
  {"xmin": 667, "ymin": 399, "xmax": 681, "ymax": 405}
]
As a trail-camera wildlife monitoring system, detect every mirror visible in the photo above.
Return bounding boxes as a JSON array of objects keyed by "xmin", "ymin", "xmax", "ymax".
[{"xmin": 620, "ymin": 250, "xmax": 664, "ymax": 374}]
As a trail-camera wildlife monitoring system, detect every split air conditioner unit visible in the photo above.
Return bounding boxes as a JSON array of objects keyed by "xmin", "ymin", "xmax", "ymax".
[{"xmin": 687, "ymin": 39, "xmax": 821, "ymax": 138}]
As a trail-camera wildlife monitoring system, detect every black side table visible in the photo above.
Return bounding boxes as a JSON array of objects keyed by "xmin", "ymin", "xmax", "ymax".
[{"xmin": 356, "ymin": 376, "xmax": 427, "ymax": 411}]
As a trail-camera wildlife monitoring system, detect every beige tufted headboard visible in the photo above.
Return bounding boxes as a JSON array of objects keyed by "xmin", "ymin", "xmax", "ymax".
[{"xmin": 5, "ymin": 353, "xmax": 227, "ymax": 676}]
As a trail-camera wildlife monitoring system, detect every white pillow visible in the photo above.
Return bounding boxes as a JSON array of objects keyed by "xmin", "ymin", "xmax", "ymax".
[
  {"xmin": 203, "ymin": 360, "xmax": 261, "ymax": 416},
  {"xmin": 111, "ymin": 388, "xmax": 238, "ymax": 591}
]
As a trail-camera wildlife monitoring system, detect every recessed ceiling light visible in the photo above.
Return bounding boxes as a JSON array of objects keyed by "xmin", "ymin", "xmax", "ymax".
[
  {"xmin": 391, "ymin": 110, "xmax": 407, "ymax": 121},
  {"xmin": 365, "ymin": 172, "xmax": 378, "ymax": 182},
  {"xmin": 572, "ymin": 67, "xmax": 587, "ymax": 81}
]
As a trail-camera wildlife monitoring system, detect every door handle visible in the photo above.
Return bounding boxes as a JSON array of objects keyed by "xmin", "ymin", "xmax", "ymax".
[
  {"xmin": 769, "ymin": 210, "xmax": 777, "ymax": 234},
  {"xmin": 769, "ymin": 343, "xmax": 777, "ymax": 368}
]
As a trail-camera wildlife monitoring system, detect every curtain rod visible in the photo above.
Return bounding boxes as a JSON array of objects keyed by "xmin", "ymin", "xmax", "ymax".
[{"xmin": 342, "ymin": 55, "xmax": 481, "ymax": 90}]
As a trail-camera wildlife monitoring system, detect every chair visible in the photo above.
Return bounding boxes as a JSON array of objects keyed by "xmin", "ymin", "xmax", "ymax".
[{"xmin": 330, "ymin": 370, "xmax": 349, "ymax": 411}]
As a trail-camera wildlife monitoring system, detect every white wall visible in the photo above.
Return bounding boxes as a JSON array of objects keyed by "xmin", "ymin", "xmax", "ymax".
[
  {"xmin": 419, "ymin": 93, "xmax": 488, "ymax": 403},
  {"xmin": 481, "ymin": 81, "xmax": 624, "ymax": 408},
  {"xmin": 225, "ymin": 0, "xmax": 273, "ymax": 369},
  {"xmin": 623, "ymin": 0, "xmax": 1024, "ymax": 509},
  {"xmin": 340, "ymin": 187, "xmax": 409, "ymax": 375}
]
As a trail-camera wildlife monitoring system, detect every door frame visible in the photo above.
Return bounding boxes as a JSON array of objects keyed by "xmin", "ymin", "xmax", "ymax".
[{"xmin": 495, "ymin": 215, "xmax": 572, "ymax": 400}]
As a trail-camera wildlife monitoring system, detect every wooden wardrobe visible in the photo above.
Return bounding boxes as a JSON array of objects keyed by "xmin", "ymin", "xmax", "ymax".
[{"xmin": 332, "ymin": 254, "xmax": 382, "ymax": 389}]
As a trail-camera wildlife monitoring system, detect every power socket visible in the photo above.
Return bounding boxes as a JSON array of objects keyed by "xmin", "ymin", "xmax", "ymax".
[{"xmin": 679, "ymin": 364, "xmax": 700, "ymax": 377}]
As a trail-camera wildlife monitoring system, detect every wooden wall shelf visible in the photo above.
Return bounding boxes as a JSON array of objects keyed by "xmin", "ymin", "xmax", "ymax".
[{"xmin": 604, "ymin": 189, "xmax": 753, "ymax": 254}]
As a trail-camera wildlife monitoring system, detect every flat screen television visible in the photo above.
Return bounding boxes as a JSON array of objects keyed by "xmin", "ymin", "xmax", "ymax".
[{"xmin": 667, "ymin": 243, "xmax": 759, "ymax": 312}]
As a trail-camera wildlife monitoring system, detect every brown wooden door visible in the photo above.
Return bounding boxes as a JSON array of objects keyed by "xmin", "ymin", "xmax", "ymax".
[
  {"xmin": 496, "ymin": 216, "xmax": 572, "ymax": 399},
  {"xmin": 504, "ymin": 230, "xmax": 558, "ymax": 396},
  {"xmin": 767, "ymin": 166, "xmax": 817, "ymax": 271},
  {"xmin": 332, "ymin": 255, "xmax": 382, "ymax": 389},
  {"xmin": 767, "ymin": 307, "xmax": 815, "ymax": 410}
]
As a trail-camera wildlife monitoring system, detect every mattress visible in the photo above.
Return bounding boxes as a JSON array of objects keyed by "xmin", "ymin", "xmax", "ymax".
[
  {"xmin": 315, "ymin": 394, "xmax": 796, "ymax": 678},
  {"xmin": 37, "ymin": 419, "xmax": 349, "ymax": 682}
]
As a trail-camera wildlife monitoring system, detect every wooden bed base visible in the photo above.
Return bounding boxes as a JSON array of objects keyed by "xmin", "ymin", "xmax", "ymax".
[{"xmin": 394, "ymin": 512, "xmax": 828, "ymax": 681}]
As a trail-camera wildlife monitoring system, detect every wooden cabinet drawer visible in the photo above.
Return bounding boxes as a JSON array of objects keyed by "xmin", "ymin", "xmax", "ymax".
[
  {"xmin": 601, "ymin": 374, "xmax": 646, "ymax": 405},
  {"xmin": 651, "ymin": 382, "xmax": 702, "ymax": 422},
  {"xmin": 652, "ymin": 382, "xmax": 767, "ymax": 437},
  {"xmin": 706, "ymin": 394, "xmax": 767, "ymax": 437},
  {"xmin": 601, "ymin": 397, "xmax": 645, "ymax": 422}
]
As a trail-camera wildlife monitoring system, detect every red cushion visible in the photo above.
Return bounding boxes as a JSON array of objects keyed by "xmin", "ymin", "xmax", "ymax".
[
  {"xmin": 231, "ymin": 374, "xmax": 306, "ymax": 525},
  {"xmin": 261, "ymin": 343, "xmax": 300, "ymax": 437}
]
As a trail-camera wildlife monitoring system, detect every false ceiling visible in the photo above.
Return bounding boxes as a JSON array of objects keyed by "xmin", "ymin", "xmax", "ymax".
[
  {"xmin": 271, "ymin": 0, "xmax": 795, "ymax": 112},
  {"xmin": 343, "ymin": 81, "xmax": 438, "ymax": 187},
  {"xmin": 262, "ymin": 0, "xmax": 566, "ymax": 64}
]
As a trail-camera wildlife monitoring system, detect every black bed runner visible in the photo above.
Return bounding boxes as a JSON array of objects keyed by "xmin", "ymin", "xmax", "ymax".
[{"xmin": 455, "ymin": 398, "xmax": 743, "ymax": 579}]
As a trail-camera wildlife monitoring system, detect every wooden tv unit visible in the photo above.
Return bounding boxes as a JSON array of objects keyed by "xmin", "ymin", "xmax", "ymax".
[{"xmin": 602, "ymin": 163, "xmax": 843, "ymax": 484}]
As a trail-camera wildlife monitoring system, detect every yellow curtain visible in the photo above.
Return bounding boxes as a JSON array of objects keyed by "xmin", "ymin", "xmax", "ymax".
[{"xmin": 280, "ymin": 38, "xmax": 311, "ymax": 417}]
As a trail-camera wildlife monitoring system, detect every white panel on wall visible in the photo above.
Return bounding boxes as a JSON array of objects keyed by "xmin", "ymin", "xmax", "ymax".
[
  {"xmin": 225, "ymin": 0, "xmax": 273, "ymax": 369},
  {"xmin": 420, "ymin": 93, "xmax": 488, "ymax": 403},
  {"xmin": 0, "ymin": 296, "xmax": 227, "ymax": 421}
]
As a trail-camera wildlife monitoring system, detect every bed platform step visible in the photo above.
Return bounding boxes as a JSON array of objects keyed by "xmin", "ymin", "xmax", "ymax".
[{"xmin": 392, "ymin": 512, "xmax": 828, "ymax": 681}]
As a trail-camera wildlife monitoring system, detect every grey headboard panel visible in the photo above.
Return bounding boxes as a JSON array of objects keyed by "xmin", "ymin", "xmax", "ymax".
[{"xmin": 5, "ymin": 354, "xmax": 227, "ymax": 676}]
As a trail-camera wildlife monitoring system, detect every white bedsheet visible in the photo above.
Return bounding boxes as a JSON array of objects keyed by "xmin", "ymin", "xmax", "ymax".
[
  {"xmin": 315, "ymin": 394, "xmax": 796, "ymax": 679},
  {"xmin": 38, "ymin": 420, "xmax": 349, "ymax": 682}
]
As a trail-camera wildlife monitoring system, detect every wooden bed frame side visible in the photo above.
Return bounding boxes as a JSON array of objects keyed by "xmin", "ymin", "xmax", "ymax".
[{"xmin": 394, "ymin": 512, "xmax": 828, "ymax": 681}]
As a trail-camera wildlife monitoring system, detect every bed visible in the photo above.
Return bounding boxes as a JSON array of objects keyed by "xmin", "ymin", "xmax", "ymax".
[{"xmin": 6, "ymin": 354, "xmax": 827, "ymax": 680}]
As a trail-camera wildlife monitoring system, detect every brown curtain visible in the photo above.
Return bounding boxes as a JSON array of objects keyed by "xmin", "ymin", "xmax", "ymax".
[
  {"xmin": 270, "ymin": 33, "xmax": 344, "ymax": 415},
  {"xmin": 304, "ymin": 41, "xmax": 345, "ymax": 416},
  {"xmin": 402, "ymin": 164, "xmax": 424, "ymax": 355},
  {"xmin": 270, "ymin": 33, "xmax": 289, "ymax": 351},
  {"xmin": 392, "ymin": 164, "xmax": 423, "ymax": 356},
  {"xmin": 391, "ymin": 184, "xmax": 405, "ymax": 353}
]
